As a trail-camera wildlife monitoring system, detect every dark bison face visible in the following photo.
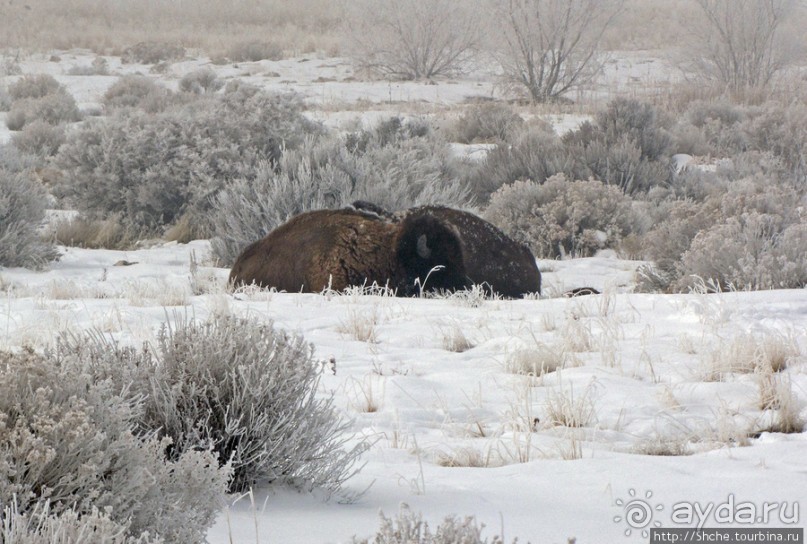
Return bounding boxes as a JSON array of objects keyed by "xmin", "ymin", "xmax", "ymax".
[{"xmin": 395, "ymin": 213, "xmax": 469, "ymax": 296}]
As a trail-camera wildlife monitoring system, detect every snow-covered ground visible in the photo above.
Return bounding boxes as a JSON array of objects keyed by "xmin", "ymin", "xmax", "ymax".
[{"xmin": 2, "ymin": 241, "xmax": 805, "ymax": 543}]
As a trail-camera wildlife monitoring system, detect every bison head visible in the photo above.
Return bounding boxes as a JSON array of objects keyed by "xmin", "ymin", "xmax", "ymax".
[{"xmin": 394, "ymin": 213, "xmax": 469, "ymax": 296}]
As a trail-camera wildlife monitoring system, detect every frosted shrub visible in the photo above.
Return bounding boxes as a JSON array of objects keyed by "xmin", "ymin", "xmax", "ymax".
[
  {"xmin": 561, "ymin": 98, "xmax": 673, "ymax": 193},
  {"xmin": 351, "ymin": 503, "xmax": 521, "ymax": 544},
  {"xmin": 681, "ymin": 99, "xmax": 747, "ymax": 156},
  {"xmin": 179, "ymin": 68, "xmax": 223, "ymax": 94},
  {"xmin": 8, "ymin": 74, "xmax": 62, "ymax": 100},
  {"xmin": 0, "ymin": 349, "xmax": 229, "ymax": 543},
  {"xmin": 102, "ymin": 75, "xmax": 175, "ymax": 113},
  {"xmin": 6, "ymin": 92, "xmax": 81, "ymax": 131},
  {"xmin": 639, "ymin": 174, "xmax": 806, "ymax": 291},
  {"xmin": 568, "ymin": 132, "xmax": 669, "ymax": 194},
  {"xmin": 469, "ymin": 126, "xmax": 567, "ymax": 202},
  {"xmin": 594, "ymin": 97, "xmax": 672, "ymax": 162},
  {"xmin": 58, "ymin": 88, "xmax": 318, "ymax": 238},
  {"xmin": 226, "ymin": 40, "xmax": 284, "ymax": 62},
  {"xmin": 211, "ymin": 121, "xmax": 471, "ymax": 264},
  {"xmin": 121, "ymin": 41, "xmax": 185, "ymax": 64},
  {"xmin": 679, "ymin": 212, "xmax": 807, "ymax": 291},
  {"xmin": 484, "ymin": 174, "xmax": 638, "ymax": 258},
  {"xmin": 11, "ymin": 120, "xmax": 65, "ymax": 157},
  {"xmin": 60, "ymin": 316, "xmax": 369, "ymax": 496},
  {"xmin": 449, "ymin": 102, "xmax": 525, "ymax": 143},
  {"xmin": 66, "ymin": 56, "xmax": 110, "ymax": 76},
  {"xmin": 741, "ymin": 102, "xmax": 807, "ymax": 177},
  {"xmin": 1, "ymin": 502, "xmax": 161, "ymax": 544},
  {"xmin": 0, "ymin": 169, "xmax": 60, "ymax": 269},
  {"xmin": 0, "ymin": 87, "xmax": 9, "ymax": 111}
]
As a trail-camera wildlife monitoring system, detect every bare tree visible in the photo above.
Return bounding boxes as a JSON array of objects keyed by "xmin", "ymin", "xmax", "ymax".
[
  {"xmin": 687, "ymin": 0, "xmax": 801, "ymax": 95},
  {"xmin": 492, "ymin": 0, "xmax": 624, "ymax": 103},
  {"xmin": 345, "ymin": 0, "xmax": 482, "ymax": 80}
]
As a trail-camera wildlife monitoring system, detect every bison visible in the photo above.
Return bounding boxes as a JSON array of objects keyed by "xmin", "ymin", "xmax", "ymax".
[
  {"xmin": 351, "ymin": 202, "xmax": 542, "ymax": 297},
  {"xmin": 228, "ymin": 207, "xmax": 468, "ymax": 296}
]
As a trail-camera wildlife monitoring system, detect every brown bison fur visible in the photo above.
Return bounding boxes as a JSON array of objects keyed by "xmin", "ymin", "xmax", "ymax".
[
  {"xmin": 352, "ymin": 202, "xmax": 542, "ymax": 298},
  {"xmin": 228, "ymin": 208, "xmax": 469, "ymax": 296}
]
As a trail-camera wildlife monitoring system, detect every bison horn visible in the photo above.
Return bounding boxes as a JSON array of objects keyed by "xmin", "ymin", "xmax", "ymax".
[{"xmin": 417, "ymin": 234, "xmax": 432, "ymax": 259}]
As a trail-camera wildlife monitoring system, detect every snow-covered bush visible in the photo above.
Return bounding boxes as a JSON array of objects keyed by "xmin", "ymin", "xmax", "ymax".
[
  {"xmin": 59, "ymin": 316, "xmax": 369, "ymax": 496},
  {"xmin": 121, "ymin": 41, "xmax": 185, "ymax": 64},
  {"xmin": 11, "ymin": 120, "xmax": 65, "ymax": 157},
  {"xmin": 6, "ymin": 92, "xmax": 81, "ymax": 131},
  {"xmin": 178, "ymin": 68, "xmax": 223, "ymax": 94},
  {"xmin": 211, "ymin": 120, "xmax": 471, "ymax": 264},
  {"xmin": 560, "ymin": 98, "xmax": 672, "ymax": 194},
  {"xmin": 57, "ymin": 87, "xmax": 319, "ymax": 238},
  {"xmin": 680, "ymin": 99, "xmax": 748, "ymax": 156},
  {"xmin": 0, "ymin": 169, "xmax": 60, "ymax": 269},
  {"xmin": 469, "ymin": 98, "xmax": 672, "ymax": 201},
  {"xmin": 0, "ymin": 348, "xmax": 229, "ymax": 543},
  {"xmin": 102, "ymin": 75, "xmax": 176, "ymax": 113},
  {"xmin": 448, "ymin": 102, "xmax": 525, "ymax": 143},
  {"xmin": 351, "ymin": 503, "xmax": 522, "ymax": 544},
  {"xmin": 7, "ymin": 74, "xmax": 63, "ymax": 101},
  {"xmin": 484, "ymin": 174, "xmax": 638, "ymax": 258},
  {"xmin": 66, "ymin": 56, "xmax": 110, "ymax": 76},
  {"xmin": 639, "ymin": 174, "xmax": 806, "ymax": 292},
  {"xmin": 741, "ymin": 102, "xmax": 807, "ymax": 178},
  {"xmin": 468, "ymin": 126, "xmax": 567, "ymax": 202},
  {"xmin": 226, "ymin": 40, "xmax": 284, "ymax": 62},
  {"xmin": 1, "ymin": 501, "xmax": 161, "ymax": 544},
  {"xmin": 593, "ymin": 97, "xmax": 673, "ymax": 162},
  {"xmin": 0, "ymin": 86, "xmax": 10, "ymax": 111},
  {"xmin": 678, "ymin": 213, "xmax": 807, "ymax": 291}
]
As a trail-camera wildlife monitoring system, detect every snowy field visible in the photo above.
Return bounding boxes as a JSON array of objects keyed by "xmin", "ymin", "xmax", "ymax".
[{"xmin": 1, "ymin": 240, "xmax": 805, "ymax": 543}]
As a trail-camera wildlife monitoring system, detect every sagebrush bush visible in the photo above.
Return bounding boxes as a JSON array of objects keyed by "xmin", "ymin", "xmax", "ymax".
[
  {"xmin": 484, "ymin": 174, "xmax": 639, "ymax": 258},
  {"xmin": 11, "ymin": 120, "xmax": 66, "ymax": 157},
  {"xmin": 66, "ymin": 56, "xmax": 110, "ymax": 76},
  {"xmin": 0, "ymin": 86, "xmax": 10, "ymax": 111},
  {"xmin": 226, "ymin": 40, "xmax": 284, "ymax": 61},
  {"xmin": 8, "ymin": 74, "xmax": 63, "ymax": 101},
  {"xmin": 640, "ymin": 173, "xmax": 806, "ymax": 291},
  {"xmin": 0, "ymin": 169, "xmax": 60, "ymax": 269},
  {"xmin": 468, "ymin": 98, "xmax": 672, "ymax": 202},
  {"xmin": 178, "ymin": 68, "xmax": 223, "ymax": 94},
  {"xmin": 58, "ymin": 315, "xmax": 369, "ymax": 496},
  {"xmin": 58, "ymin": 87, "xmax": 319, "ymax": 238},
  {"xmin": 594, "ymin": 97, "xmax": 673, "ymax": 162},
  {"xmin": 0, "ymin": 348, "xmax": 229, "ymax": 543},
  {"xmin": 121, "ymin": 41, "xmax": 185, "ymax": 64},
  {"xmin": 741, "ymin": 102, "xmax": 807, "ymax": 177},
  {"xmin": 351, "ymin": 503, "xmax": 521, "ymax": 544},
  {"xmin": 102, "ymin": 75, "xmax": 176, "ymax": 113},
  {"xmin": 211, "ymin": 119, "xmax": 472, "ymax": 264},
  {"xmin": 678, "ymin": 213, "xmax": 807, "ymax": 291},
  {"xmin": 448, "ymin": 102, "xmax": 525, "ymax": 144},
  {"xmin": 6, "ymin": 92, "xmax": 81, "ymax": 130},
  {"xmin": 1, "ymin": 501, "xmax": 161, "ymax": 544},
  {"xmin": 0, "ymin": 143, "xmax": 40, "ymax": 173},
  {"xmin": 467, "ymin": 126, "xmax": 567, "ymax": 202},
  {"xmin": 679, "ymin": 99, "xmax": 748, "ymax": 156}
]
